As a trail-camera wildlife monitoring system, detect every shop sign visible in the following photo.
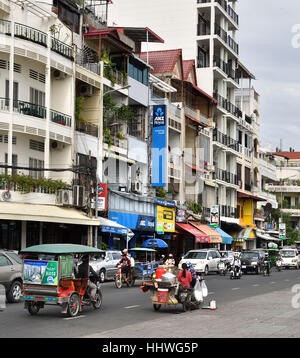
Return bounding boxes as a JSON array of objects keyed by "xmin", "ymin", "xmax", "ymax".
[
  {"xmin": 279, "ymin": 223, "xmax": 286, "ymax": 240},
  {"xmin": 156, "ymin": 205, "xmax": 175, "ymax": 233},
  {"xmin": 176, "ymin": 208, "xmax": 186, "ymax": 223},
  {"xmin": 210, "ymin": 205, "xmax": 220, "ymax": 227},
  {"xmin": 96, "ymin": 183, "xmax": 107, "ymax": 210}
]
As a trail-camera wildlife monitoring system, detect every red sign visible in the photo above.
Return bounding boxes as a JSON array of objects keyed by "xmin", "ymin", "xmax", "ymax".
[{"xmin": 97, "ymin": 183, "xmax": 107, "ymax": 210}]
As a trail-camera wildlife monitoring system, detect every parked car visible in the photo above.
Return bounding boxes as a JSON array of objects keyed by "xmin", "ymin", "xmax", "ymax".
[
  {"xmin": 90, "ymin": 250, "xmax": 122, "ymax": 282},
  {"xmin": 0, "ymin": 250, "xmax": 23, "ymax": 303},
  {"xmin": 240, "ymin": 250, "xmax": 265, "ymax": 274},
  {"xmin": 280, "ymin": 248, "xmax": 300, "ymax": 269},
  {"xmin": 179, "ymin": 249, "xmax": 221, "ymax": 275}
]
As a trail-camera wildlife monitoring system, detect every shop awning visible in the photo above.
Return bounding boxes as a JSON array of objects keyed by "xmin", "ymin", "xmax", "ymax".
[
  {"xmin": 236, "ymin": 228, "xmax": 256, "ymax": 241},
  {"xmin": 0, "ymin": 202, "xmax": 100, "ymax": 226},
  {"xmin": 211, "ymin": 227, "xmax": 233, "ymax": 244},
  {"xmin": 99, "ymin": 216, "xmax": 130, "ymax": 235},
  {"xmin": 189, "ymin": 222, "xmax": 222, "ymax": 243},
  {"xmin": 176, "ymin": 223, "xmax": 209, "ymax": 243},
  {"xmin": 256, "ymin": 230, "xmax": 281, "ymax": 242}
]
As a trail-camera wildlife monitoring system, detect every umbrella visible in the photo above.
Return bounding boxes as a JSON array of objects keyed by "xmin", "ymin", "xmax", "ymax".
[{"xmin": 141, "ymin": 238, "xmax": 168, "ymax": 249}]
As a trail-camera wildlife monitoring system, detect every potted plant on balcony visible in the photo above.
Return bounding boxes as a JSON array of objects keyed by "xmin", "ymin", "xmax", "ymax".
[
  {"xmin": 75, "ymin": 96, "xmax": 87, "ymax": 129},
  {"xmin": 102, "ymin": 50, "xmax": 117, "ymax": 87}
]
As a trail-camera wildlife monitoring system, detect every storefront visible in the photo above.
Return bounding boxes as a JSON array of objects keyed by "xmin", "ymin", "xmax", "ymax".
[
  {"xmin": 212, "ymin": 227, "xmax": 233, "ymax": 250},
  {"xmin": 235, "ymin": 228, "xmax": 256, "ymax": 250},
  {"xmin": 189, "ymin": 221, "xmax": 222, "ymax": 249},
  {"xmin": 175, "ymin": 223, "xmax": 209, "ymax": 255}
]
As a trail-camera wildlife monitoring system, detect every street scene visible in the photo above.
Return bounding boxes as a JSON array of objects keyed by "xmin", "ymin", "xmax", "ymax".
[{"xmin": 1, "ymin": 0, "xmax": 300, "ymax": 342}]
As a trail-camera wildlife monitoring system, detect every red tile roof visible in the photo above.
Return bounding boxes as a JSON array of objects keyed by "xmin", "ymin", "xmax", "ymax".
[
  {"xmin": 273, "ymin": 152, "xmax": 300, "ymax": 160},
  {"xmin": 182, "ymin": 60, "xmax": 195, "ymax": 81},
  {"xmin": 139, "ymin": 49, "xmax": 182, "ymax": 74}
]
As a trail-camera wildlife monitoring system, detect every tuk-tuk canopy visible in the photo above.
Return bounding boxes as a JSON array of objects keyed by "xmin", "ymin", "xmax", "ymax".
[
  {"xmin": 129, "ymin": 248, "xmax": 156, "ymax": 252},
  {"xmin": 21, "ymin": 244, "xmax": 105, "ymax": 255}
]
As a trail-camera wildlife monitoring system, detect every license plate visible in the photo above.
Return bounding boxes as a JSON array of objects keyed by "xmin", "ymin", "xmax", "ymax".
[{"xmin": 242, "ymin": 265, "xmax": 246, "ymax": 269}]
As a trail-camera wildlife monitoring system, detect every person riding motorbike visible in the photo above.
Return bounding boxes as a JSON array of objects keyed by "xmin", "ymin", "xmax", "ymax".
[
  {"xmin": 164, "ymin": 253, "xmax": 175, "ymax": 266},
  {"xmin": 178, "ymin": 263, "xmax": 192, "ymax": 288},
  {"xmin": 263, "ymin": 253, "xmax": 271, "ymax": 275},
  {"xmin": 77, "ymin": 255, "xmax": 99, "ymax": 302},
  {"xmin": 116, "ymin": 252, "xmax": 131, "ymax": 281},
  {"xmin": 232, "ymin": 253, "xmax": 241, "ymax": 277}
]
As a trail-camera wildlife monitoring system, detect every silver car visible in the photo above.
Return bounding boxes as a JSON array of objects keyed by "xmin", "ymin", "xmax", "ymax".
[
  {"xmin": 0, "ymin": 250, "xmax": 23, "ymax": 303},
  {"xmin": 90, "ymin": 251, "xmax": 122, "ymax": 282}
]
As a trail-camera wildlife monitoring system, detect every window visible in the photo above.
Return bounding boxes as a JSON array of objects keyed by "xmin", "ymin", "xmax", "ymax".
[
  {"xmin": 30, "ymin": 88, "xmax": 45, "ymax": 107},
  {"xmin": 29, "ymin": 139, "xmax": 44, "ymax": 152},
  {"xmin": 5, "ymin": 80, "xmax": 19, "ymax": 106},
  {"xmin": 5, "ymin": 153, "xmax": 17, "ymax": 175},
  {"xmin": 0, "ymin": 135, "xmax": 17, "ymax": 144},
  {"xmin": 6, "ymin": 252, "xmax": 22, "ymax": 264},
  {"xmin": 29, "ymin": 158, "xmax": 44, "ymax": 179},
  {"xmin": 0, "ymin": 255, "xmax": 12, "ymax": 267},
  {"xmin": 129, "ymin": 61, "xmax": 148, "ymax": 85}
]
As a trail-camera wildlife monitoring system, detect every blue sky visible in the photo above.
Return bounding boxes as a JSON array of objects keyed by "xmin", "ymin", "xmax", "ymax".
[{"xmin": 238, "ymin": 0, "xmax": 300, "ymax": 151}]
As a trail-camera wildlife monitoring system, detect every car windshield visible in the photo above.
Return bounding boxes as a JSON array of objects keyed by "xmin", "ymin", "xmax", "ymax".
[
  {"xmin": 184, "ymin": 252, "xmax": 207, "ymax": 260},
  {"xmin": 6, "ymin": 252, "xmax": 22, "ymax": 264},
  {"xmin": 281, "ymin": 250, "xmax": 296, "ymax": 257},
  {"xmin": 241, "ymin": 252, "xmax": 259, "ymax": 259}
]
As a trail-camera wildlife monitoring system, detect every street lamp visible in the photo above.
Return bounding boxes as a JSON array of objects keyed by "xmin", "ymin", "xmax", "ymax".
[{"xmin": 94, "ymin": 83, "xmax": 131, "ymax": 247}]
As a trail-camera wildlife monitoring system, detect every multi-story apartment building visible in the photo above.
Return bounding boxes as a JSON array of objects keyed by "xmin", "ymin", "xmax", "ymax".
[{"xmin": 108, "ymin": 0, "xmax": 257, "ymax": 234}]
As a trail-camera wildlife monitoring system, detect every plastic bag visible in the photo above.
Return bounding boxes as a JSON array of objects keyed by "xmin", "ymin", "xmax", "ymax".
[
  {"xmin": 194, "ymin": 279, "xmax": 203, "ymax": 302},
  {"xmin": 201, "ymin": 280, "xmax": 208, "ymax": 297}
]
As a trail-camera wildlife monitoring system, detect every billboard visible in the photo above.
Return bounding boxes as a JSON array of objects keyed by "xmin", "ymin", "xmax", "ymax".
[
  {"xmin": 152, "ymin": 105, "xmax": 167, "ymax": 187},
  {"xmin": 23, "ymin": 260, "xmax": 58, "ymax": 286},
  {"xmin": 97, "ymin": 183, "xmax": 107, "ymax": 210},
  {"xmin": 156, "ymin": 205, "xmax": 175, "ymax": 233},
  {"xmin": 279, "ymin": 223, "xmax": 286, "ymax": 240},
  {"xmin": 210, "ymin": 205, "xmax": 220, "ymax": 227},
  {"xmin": 109, "ymin": 211, "xmax": 155, "ymax": 232}
]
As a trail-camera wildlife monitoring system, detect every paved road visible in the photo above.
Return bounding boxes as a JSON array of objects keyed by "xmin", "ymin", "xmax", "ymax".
[{"xmin": 1, "ymin": 267, "xmax": 300, "ymax": 338}]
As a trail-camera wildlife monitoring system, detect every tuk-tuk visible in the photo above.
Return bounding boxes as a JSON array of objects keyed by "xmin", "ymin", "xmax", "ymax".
[
  {"xmin": 263, "ymin": 248, "xmax": 280, "ymax": 266},
  {"xmin": 129, "ymin": 248, "xmax": 161, "ymax": 281},
  {"xmin": 21, "ymin": 244, "xmax": 105, "ymax": 317}
]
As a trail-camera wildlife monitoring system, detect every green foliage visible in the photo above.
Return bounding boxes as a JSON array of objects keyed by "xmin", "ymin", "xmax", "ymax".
[
  {"xmin": 75, "ymin": 96, "xmax": 87, "ymax": 125},
  {"xmin": 100, "ymin": 242, "xmax": 109, "ymax": 250},
  {"xmin": 104, "ymin": 128, "xmax": 112, "ymax": 147},
  {"xmin": 156, "ymin": 187, "xmax": 167, "ymax": 199},
  {"xmin": 0, "ymin": 174, "xmax": 70, "ymax": 194},
  {"xmin": 186, "ymin": 201, "xmax": 202, "ymax": 215},
  {"xmin": 271, "ymin": 208, "xmax": 300, "ymax": 245}
]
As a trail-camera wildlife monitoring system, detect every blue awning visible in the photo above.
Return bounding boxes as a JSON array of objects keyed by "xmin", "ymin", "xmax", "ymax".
[{"xmin": 212, "ymin": 227, "xmax": 233, "ymax": 244}]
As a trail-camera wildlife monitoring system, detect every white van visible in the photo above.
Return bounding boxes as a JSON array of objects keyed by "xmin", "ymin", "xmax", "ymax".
[
  {"xmin": 280, "ymin": 248, "xmax": 300, "ymax": 269},
  {"xmin": 179, "ymin": 249, "xmax": 221, "ymax": 275}
]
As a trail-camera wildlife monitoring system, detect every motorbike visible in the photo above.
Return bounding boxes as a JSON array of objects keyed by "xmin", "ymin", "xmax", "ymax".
[
  {"xmin": 81, "ymin": 276, "xmax": 103, "ymax": 309},
  {"xmin": 218, "ymin": 260, "xmax": 226, "ymax": 276},
  {"xmin": 114, "ymin": 264, "xmax": 135, "ymax": 288},
  {"xmin": 276, "ymin": 258, "xmax": 282, "ymax": 272},
  {"xmin": 263, "ymin": 260, "xmax": 271, "ymax": 276},
  {"xmin": 176, "ymin": 275, "xmax": 204, "ymax": 312},
  {"xmin": 230, "ymin": 264, "xmax": 242, "ymax": 279}
]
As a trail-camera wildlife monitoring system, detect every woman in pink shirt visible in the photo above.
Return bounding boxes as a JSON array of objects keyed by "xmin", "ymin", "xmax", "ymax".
[{"xmin": 178, "ymin": 263, "xmax": 192, "ymax": 288}]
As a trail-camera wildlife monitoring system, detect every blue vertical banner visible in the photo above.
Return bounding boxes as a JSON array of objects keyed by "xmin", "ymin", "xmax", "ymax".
[{"xmin": 152, "ymin": 104, "xmax": 167, "ymax": 187}]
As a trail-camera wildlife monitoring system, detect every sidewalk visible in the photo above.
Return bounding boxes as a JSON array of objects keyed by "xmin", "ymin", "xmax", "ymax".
[{"xmin": 85, "ymin": 287, "xmax": 300, "ymax": 338}]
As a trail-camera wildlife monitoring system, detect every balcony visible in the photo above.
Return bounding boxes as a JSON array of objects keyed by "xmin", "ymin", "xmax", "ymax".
[
  {"xmin": 215, "ymin": 168, "xmax": 238, "ymax": 185},
  {"xmin": 13, "ymin": 99, "xmax": 46, "ymax": 119},
  {"xmin": 0, "ymin": 19, "xmax": 74, "ymax": 61},
  {"xmin": 169, "ymin": 103, "xmax": 182, "ymax": 119},
  {"xmin": 213, "ymin": 55, "xmax": 239, "ymax": 83},
  {"xmin": 213, "ymin": 128, "xmax": 239, "ymax": 152},
  {"xmin": 215, "ymin": 0, "xmax": 239, "ymax": 26},
  {"xmin": 213, "ymin": 92, "xmax": 242, "ymax": 118},
  {"xmin": 51, "ymin": 110, "xmax": 71, "ymax": 127},
  {"xmin": 104, "ymin": 66, "xmax": 128, "ymax": 87},
  {"xmin": 214, "ymin": 23, "xmax": 239, "ymax": 55},
  {"xmin": 221, "ymin": 205, "xmax": 238, "ymax": 218},
  {"xmin": 76, "ymin": 121, "xmax": 98, "ymax": 137}
]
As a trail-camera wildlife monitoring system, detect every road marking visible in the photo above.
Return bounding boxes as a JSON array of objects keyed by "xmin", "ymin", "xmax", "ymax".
[
  {"xmin": 208, "ymin": 292, "xmax": 215, "ymax": 295},
  {"xmin": 124, "ymin": 305, "xmax": 140, "ymax": 309},
  {"xmin": 232, "ymin": 288, "xmax": 240, "ymax": 290},
  {"xmin": 284, "ymin": 279, "xmax": 290, "ymax": 282},
  {"xmin": 271, "ymin": 282, "xmax": 276, "ymax": 284},
  {"xmin": 64, "ymin": 315, "xmax": 86, "ymax": 320},
  {"xmin": 253, "ymin": 284, "xmax": 260, "ymax": 287}
]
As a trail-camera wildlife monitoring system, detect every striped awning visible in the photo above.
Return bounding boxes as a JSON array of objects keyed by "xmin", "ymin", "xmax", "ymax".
[
  {"xmin": 190, "ymin": 222, "xmax": 222, "ymax": 243},
  {"xmin": 176, "ymin": 223, "xmax": 209, "ymax": 243}
]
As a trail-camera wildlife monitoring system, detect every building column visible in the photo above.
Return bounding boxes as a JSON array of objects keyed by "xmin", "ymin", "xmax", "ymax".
[
  {"xmin": 21, "ymin": 221, "xmax": 27, "ymax": 249},
  {"xmin": 44, "ymin": 31, "xmax": 51, "ymax": 177},
  {"xmin": 39, "ymin": 222, "xmax": 43, "ymax": 244}
]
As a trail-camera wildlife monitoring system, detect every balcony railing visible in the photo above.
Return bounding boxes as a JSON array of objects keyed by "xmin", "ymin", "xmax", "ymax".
[
  {"xmin": 169, "ymin": 103, "xmax": 182, "ymax": 119},
  {"xmin": 214, "ymin": 23, "xmax": 239, "ymax": 55},
  {"xmin": 0, "ymin": 97, "xmax": 9, "ymax": 111},
  {"xmin": 197, "ymin": 21, "xmax": 211, "ymax": 36},
  {"xmin": 215, "ymin": 168, "xmax": 238, "ymax": 185},
  {"xmin": 213, "ymin": 55, "xmax": 239, "ymax": 83},
  {"xmin": 76, "ymin": 121, "xmax": 98, "ymax": 137},
  {"xmin": 13, "ymin": 99, "xmax": 46, "ymax": 119},
  {"xmin": 15, "ymin": 22, "xmax": 47, "ymax": 47},
  {"xmin": 51, "ymin": 37, "xmax": 73, "ymax": 60},
  {"xmin": 51, "ymin": 109, "xmax": 71, "ymax": 127},
  {"xmin": 213, "ymin": 92, "xmax": 242, "ymax": 118},
  {"xmin": 215, "ymin": 0, "xmax": 239, "ymax": 25},
  {"xmin": 213, "ymin": 128, "xmax": 239, "ymax": 152},
  {"xmin": 228, "ymin": 35, "xmax": 239, "ymax": 55},
  {"xmin": 221, "ymin": 205, "xmax": 238, "ymax": 218},
  {"xmin": 0, "ymin": 18, "xmax": 10, "ymax": 34}
]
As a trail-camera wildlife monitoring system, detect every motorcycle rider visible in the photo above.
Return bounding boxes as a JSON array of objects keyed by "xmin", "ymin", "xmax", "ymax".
[
  {"xmin": 263, "ymin": 252, "xmax": 271, "ymax": 275},
  {"xmin": 232, "ymin": 253, "xmax": 241, "ymax": 277},
  {"xmin": 186, "ymin": 261, "xmax": 197, "ymax": 288},
  {"xmin": 178, "ymin": 263, "xmax": 192, "ymax": 288},
  {"xmin": 77, "ymin": 255, "xmax": 98, "ymax": 302},
  {"xmin": 116, "ymin": 252, "xmax": 131, "ymax": 281}
]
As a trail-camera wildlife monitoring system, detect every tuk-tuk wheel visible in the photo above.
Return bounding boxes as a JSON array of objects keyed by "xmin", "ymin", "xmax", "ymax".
[
  {"xmin": 67, "ymin": 293, "xmax": 80, "ymax": 317},
  {"xmin": 27, "ymin": 302, "xmax": 40, "ymax": 315}
]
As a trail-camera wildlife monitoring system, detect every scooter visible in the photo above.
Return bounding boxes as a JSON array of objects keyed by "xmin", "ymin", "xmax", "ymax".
[
  {"xmin": 276, "ymin": 258, "xmax": 282, "ymax": 272},
  {"xmin": 114, "ymin": 264, "xmax": 135, "ymax": 288},
  {"xmin": 177, "ymin": 275, "xmax": 204, "ymax": 312},
  {"xmin": 230, "ymin": 264, "xmax": 242, "ymax": 279},
  {"xmin": 81, "ymin": 276, "xmax": 103, "ymax": 309},
  {"xmin": 218, "ymin": 260, "xmax": 226, "ymax": 276},
  {"xmin": 263, "ymin": 261, "xmax": 271, "ymax": 276}
]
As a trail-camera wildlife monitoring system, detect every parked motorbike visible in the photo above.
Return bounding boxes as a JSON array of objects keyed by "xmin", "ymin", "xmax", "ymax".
[
  {"xmin": 177, "ymin": 275, "xmax": 204, "ymax": 311},
  {"xmin": 230, "ymin": 264, "xmax": 242, "ymax": 279},
  {"xmin": 114, "ymin": 264, "xmax": 135, "ymax": 288},
  {"xmin": 218, "ymin": 260, "xmax": 226, "ymax": 276}
]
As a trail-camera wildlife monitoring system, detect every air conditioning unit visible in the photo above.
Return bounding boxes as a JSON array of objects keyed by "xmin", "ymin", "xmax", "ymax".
[
  {"xmin": 131, "ymin": 181, "xmax": 142, "ymax": 194},
  {"xmin": 73, "ymin": 185, "xmax": 86, "ymax": 207},
  {"xmin": 53, "ymin": 69, "xmax": 66, "ymax": 80},
  {"xmin": 51, "ymin": 141, "xmax": 64, "ymax": 151},
  {"xmin": 56, "ymin": 189, "xmax": 72, "ymax": 206},
  {"xmin": 79, "ymin": 84, "xmax": 93, "ymax": 97}
]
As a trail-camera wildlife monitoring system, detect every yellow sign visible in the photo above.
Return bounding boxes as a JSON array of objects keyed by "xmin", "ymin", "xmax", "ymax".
[{"xmin": 156, "ymin": 205, "xmax": 175, "ymax": 232}]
